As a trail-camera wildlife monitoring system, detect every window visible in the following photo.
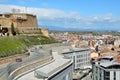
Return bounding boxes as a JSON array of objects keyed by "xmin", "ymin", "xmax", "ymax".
[
  {"xmin": 114, "ymin": 72, "xmax": 116, "ymax": 80},
  {"xmin": 104, "ymin": 71, "xmax": 110, "ymax": 80}
]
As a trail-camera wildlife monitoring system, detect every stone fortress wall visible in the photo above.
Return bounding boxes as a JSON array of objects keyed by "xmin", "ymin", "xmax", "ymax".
[{"xmin": 0, "ymin": 13, "xmax": 48, "ymax": 36}]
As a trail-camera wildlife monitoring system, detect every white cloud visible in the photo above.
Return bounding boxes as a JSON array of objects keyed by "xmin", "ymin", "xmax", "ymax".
[
  {"xmin": 0, "ymin": 4, "xmax": 120, "ymax": 30},
  {"xmin": 28, "ymin": 8, "xmax": 66, "ymax": 19}
]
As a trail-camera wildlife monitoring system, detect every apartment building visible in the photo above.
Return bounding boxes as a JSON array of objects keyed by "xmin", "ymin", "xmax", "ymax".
[
  {"xmin": 62, "ymin": 48, "xmax": 91, "ymax": 70},
  {"xmin": 92, "ymin": 56, "xmax": 120, "ymax": 80}
]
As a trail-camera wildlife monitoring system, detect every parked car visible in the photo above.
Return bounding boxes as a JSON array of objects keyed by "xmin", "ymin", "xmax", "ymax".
[{"xmin": 16, "ymin": 58, "xmax": 22, "ymax": 62}]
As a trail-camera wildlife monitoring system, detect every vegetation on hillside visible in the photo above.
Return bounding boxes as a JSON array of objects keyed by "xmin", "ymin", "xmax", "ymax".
[{"xmin": 0, "ymin": 35, "xmax": 57, "ymax": 57}]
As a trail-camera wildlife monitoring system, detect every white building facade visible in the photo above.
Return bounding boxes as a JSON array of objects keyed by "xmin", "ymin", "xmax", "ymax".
[{"xmin": 62, "ymin": 48, "xmax": 91, "ymax": 70}]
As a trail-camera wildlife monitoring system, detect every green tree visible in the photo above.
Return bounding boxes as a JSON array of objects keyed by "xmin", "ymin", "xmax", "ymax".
[{"xmin": 11, "ymin": 22, "xmax": 16, "ymax": 35}]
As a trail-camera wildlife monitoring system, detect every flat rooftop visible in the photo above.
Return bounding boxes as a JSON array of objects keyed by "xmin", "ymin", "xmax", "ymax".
[
  {"xmin": 100, "ymin": 61, "xmax": 119, "ymax": 68},
  {"xmin": 95, "ymin": 59, "xmax": 120, "ymax": 70},
  {"xmin": 62, "ymin": 47, "xmax": 90, "ymax": 54},
  {"xmin": 35, "ymin": 52, "xmax": 72, "ymax": 78}
]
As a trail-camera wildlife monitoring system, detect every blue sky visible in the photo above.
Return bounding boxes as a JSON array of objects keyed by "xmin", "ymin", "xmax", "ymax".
[{"xmin": 0, "ymin": 0, "xmax": 120, "ymax": 30}]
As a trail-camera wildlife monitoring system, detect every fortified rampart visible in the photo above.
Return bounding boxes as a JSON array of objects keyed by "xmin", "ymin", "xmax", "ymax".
[
  {"xmin": 0, "ymin": 13, "xmax": 48, "ymax": 36},
  {"xmin": 41, "ymin": 28, "xmax": 49, "ymax": 36}
]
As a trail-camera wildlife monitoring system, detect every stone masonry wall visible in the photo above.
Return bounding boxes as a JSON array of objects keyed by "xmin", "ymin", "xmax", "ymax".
[{"xmin": 0, "ymin": 13, "xmax": 48, "ymax": 35}]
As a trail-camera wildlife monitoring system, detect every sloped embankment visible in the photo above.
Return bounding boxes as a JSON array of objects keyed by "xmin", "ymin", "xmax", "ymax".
[{"xmin": 0, "ymin": 35, "xmax": 56, "ymax": 57}]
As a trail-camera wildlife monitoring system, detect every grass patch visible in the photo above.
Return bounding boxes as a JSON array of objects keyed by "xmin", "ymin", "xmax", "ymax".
[{"xmin": 0, "ymin": 35, "xmax": 57, "ymax": 57}]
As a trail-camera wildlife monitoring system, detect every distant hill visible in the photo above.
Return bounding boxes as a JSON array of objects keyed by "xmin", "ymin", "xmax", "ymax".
[{"xmin": 39, "ymin": 25, "xmax": 120, "ymax": 31}]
